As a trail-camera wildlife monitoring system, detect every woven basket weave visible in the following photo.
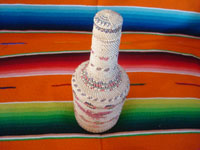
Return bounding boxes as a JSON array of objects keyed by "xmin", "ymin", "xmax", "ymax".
[{"xmin": 72, "ymin": 10, "xmax": 130, "ymax": 133}]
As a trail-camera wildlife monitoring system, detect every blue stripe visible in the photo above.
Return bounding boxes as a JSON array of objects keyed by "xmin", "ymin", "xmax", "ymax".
[
  {"xmin": 0, "ymin": 86, "xmax": 16, "ymax": 89},
  {"xmin": 0, "ymin": 42, "xmax": 26, "ymax": 45},
  {"xmin": 0, "ymin": 5, "xmax": 200, "ymax": 36}
]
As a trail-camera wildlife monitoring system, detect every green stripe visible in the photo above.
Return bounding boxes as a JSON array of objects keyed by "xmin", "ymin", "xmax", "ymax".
[
  {"xmin": 1, "ymin": 99, "xmax": 199, "ymax": 112},
  {"xmin": 121, "ymin": 49, "xmax": 200, "ymax": 59},
  {"xmin": 0, "ymin": 98, "xmax": 199, "ymax": 136},
  {"xmin": 0, "ymin": 102, "xmax": 73, "ymax": 112},
  {"xmin": 124, "ymin": 99, "xmax": 200, "ymax": 109}
]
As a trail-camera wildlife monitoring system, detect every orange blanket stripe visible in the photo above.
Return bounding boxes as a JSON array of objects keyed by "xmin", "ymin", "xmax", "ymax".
[
  {"xmin": 0, "ymin": 33, "xmax": 199, "ymax": 57},
  {"xmin": 0, "ymin": 72, "xmax": 199, "ymax": 102}
]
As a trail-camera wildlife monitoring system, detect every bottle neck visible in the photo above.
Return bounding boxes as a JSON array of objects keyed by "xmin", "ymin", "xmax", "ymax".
[{"xmin": 86, "ymin": 36, "xmax": 121, "ymax": 82}]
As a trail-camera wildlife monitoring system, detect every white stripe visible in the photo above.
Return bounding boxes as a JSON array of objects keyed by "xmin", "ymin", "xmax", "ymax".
[
  {"xmin": 0, "ymin": 101, "xmax": 73, "ymax": 104},
  {"xmin": 0, "ymin": 129, "xmax": 200, "ymax": 141},
  {"xmin": 0, "ymin": 71, "xmax": 74, "ymax": 78},
  {"xmin": 0, "ymin": 70, "xmax": 199, "ymax": 78},
  {"xmin": 0, "ymin": 50, "xmax": 90, "ymax": 59},
  {"xmin": 0, "ymin": 30, "xmax": 92, "ymax": 34},
  {"xmin": 125, "ymin": 69, "xmax": 200, "ymax": 77},
  {"xmin": 0, "ymin": 49, "xmax": 199, "ymax": 60},
  {"xmin": 103, "ymin": 129, "xmax": 200, "ymax": 138},
  {"xmin": 126, "ymin": 97, "xmax": 200, "ymax": 101}
]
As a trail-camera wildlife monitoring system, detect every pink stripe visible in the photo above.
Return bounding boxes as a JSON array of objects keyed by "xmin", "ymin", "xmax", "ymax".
[{"xmin": 75, "ymin": 100, "xmax": 112, "ymax": 119}]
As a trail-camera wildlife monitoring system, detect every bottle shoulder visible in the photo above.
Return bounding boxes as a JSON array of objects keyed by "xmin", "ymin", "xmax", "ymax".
[{"xmin": 71, "ymin": 61, "xmax": 130, "ymax": 107}]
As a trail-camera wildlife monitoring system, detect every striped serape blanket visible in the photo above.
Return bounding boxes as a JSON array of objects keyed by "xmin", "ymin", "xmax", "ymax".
[{"xmin": 0, "ymin": 0, "xmax": 200, "ymax": 149}]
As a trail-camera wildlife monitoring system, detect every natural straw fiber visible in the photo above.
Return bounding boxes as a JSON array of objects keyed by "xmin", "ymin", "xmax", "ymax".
[{"xmin": 72, "ymin": 9, "xmax": 130, "ymax": 133}]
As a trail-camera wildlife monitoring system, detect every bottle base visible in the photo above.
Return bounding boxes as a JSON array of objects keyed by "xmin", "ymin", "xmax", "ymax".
[{"xmin": 74, "ymin": 110, "xmax": 119, "ymax": 133}]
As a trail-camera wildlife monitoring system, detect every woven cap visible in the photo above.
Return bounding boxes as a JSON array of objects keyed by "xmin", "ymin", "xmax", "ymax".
[
  {"xmin": 94, "ymin": 9, "xmax": 123, "ymax": 30},
  {"xmin": 92, "ymin": 9, "xmax": 123, "ymax": 41}
]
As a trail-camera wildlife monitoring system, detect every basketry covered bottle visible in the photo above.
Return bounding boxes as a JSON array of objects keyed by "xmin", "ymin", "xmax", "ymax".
[{"xmin": 71, "ymin": 9, "xmax": 130, "ymax": 133}]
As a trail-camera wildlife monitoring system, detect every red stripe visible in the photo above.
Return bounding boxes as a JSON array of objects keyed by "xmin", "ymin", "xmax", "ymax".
[{"xmin": 0, "ymin": 52, "xmax": 199, "ymax": 78}]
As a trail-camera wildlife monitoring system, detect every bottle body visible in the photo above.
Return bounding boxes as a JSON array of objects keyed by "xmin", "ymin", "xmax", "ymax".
[{"xmin": 72, "ymin": 61, "xmax": 129, "ymax": 133}]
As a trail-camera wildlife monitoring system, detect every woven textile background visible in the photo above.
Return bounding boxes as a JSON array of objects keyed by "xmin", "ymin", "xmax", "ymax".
[{"xmin": 0, "ymin": 0, "xmax": 200, "ymax": 150}]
